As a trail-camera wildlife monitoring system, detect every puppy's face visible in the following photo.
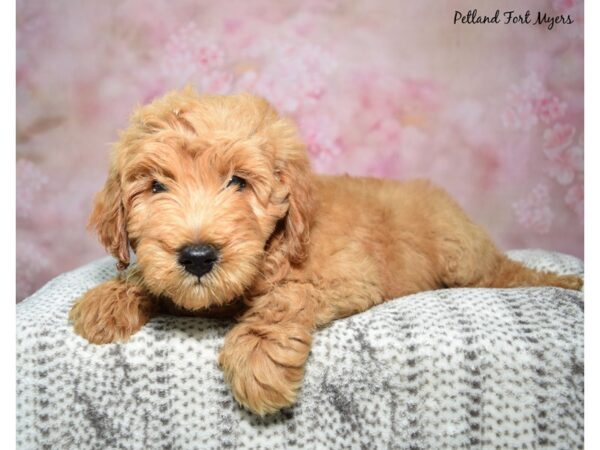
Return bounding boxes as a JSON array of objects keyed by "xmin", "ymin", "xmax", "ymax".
[
  {"xmin": 125, "ymin": 134, "xmax": 283, "ymax": 310},
  {"xmin": 89, "ymin": 90, "xmax": 313, "ymax": 310}
]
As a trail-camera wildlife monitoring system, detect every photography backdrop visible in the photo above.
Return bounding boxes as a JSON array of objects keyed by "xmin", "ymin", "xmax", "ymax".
[{"xmin": 16, "ymin": 0, "xmax": 584, "ymax": 301}]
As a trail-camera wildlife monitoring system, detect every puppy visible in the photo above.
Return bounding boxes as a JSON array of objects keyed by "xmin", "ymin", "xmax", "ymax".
[{"xmin": 69, "ymin": 88, "xmax": 582, "ymax": 415}]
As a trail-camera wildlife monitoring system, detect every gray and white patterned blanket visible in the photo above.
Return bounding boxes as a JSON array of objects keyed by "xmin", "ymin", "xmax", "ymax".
[{"xmin": 16, "ymin": 250, "xmax": 584, "ymax": 450}]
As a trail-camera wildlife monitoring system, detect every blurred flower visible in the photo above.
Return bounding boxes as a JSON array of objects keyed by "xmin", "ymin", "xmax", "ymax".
[
  {"xmin": 513, "ymin": 184, "xmax": 554, "ymax": 234},
  {"xmin": 161, "ymin": 23, "xmax": 232, "ymax": 92},
  {"xmin": 537, "ymin": 95, "xmax": 567, "ymax": 124},
  {"xmin": 501, "ymin": 102, "xmax": 538, "ymax": 130},
  {"xmin": 502, "ymin": 73, "xmax": 567, "ymax": 130},
  {"xmin": 542, "ymin": 123, "xmax": 576, "ymax": 157},
  {"xmin": 236, "ymin": 38, "xmax": 336, "ymax": 113},
  {"xmin": 297, "ymin": 113, "xmax": 344, "ymax": 173},
  {"xmin": 545, "ymin": 141, "xmax": 583, "ymax": 185}
]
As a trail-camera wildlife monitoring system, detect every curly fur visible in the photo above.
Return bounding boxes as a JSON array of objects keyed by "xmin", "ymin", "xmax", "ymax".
[{"xmin": 70, "ymin": 87, "xmax": 583, "ymax": 415}]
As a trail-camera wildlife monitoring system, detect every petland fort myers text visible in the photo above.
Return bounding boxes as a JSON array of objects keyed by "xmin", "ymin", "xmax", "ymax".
[{"xmin": 454, "ymin": 9, "xmax": 574, "ymax": 30}]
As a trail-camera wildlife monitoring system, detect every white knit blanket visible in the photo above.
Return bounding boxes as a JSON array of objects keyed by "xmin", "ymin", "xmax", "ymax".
[{"xmin": 16, "ymin": 249, "xmax": 584, "ymax": 450}]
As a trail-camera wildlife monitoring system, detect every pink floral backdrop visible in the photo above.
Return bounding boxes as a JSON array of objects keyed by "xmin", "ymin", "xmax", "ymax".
[{"xmin": 16, "ymin": 0, "xmax": 584, "ymax": 301}]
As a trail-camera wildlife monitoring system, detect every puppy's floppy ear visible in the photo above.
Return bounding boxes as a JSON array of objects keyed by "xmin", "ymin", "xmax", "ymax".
[
  {"xmin": 88, "ymin": 162, "xmax": 130, "ymax": 270},
  {"xmin": 271, "ymin": 118, "xmax": 315, "ymax": 265}
]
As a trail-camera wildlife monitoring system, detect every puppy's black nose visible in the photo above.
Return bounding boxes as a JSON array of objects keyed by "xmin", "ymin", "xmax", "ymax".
[{"xmin": 178, "ymin": 244, "xmax": 219, "ymax": 278}]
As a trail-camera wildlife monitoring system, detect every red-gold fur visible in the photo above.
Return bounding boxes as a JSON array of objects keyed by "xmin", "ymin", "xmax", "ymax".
[{"xmin": 69, "ymin": 88, "xmax": 583, "ymax": 415}]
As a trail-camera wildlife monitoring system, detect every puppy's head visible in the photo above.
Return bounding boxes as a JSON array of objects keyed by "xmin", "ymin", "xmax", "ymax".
[{"xmin": 89, "ymin": 89, "xmax": 314, "ymax": 309}]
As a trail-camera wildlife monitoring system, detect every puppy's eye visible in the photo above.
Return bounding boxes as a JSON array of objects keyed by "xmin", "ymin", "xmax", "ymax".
[
  {"xmin": 226, "ymin": 175, "xmax": 246, "ymax": 191},
  {"xmin": 151, "ymin": 180, "xmax": 167, "ymax": 193}
]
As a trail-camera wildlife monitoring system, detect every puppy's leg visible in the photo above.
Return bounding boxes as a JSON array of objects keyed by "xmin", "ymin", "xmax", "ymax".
[
  {"xmin": 219, "ymin": 279, "xmax": 383, "ymax": 415},
  {"xmin": 475, "ymin": 255, "xmax": 583, "ymax": 290},
  {"xmin": 218, "ymin": 283, "xmax": 316, "ymax": 415},
  {"xmin": 439, "ymin": 222, "xmax": 583, "ymax": 291},
  {"xmin": 69, "ymin": 273, "xmax": 157, "ymax": 344}
]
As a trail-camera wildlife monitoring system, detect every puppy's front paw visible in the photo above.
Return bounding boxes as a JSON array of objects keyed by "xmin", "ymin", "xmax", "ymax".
[
  {"xmin": 219, "ymin": 323, "xmax": 312, "ymax": 415},
  {"xmin": 69, "ymin": 279, "xmax": 155, "ymax": 344}
]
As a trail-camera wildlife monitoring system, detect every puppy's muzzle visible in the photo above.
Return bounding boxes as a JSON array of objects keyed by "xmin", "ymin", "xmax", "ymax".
[{"xmin": 178, "ymin": 244, "xmax": 219, "ymax": 278}]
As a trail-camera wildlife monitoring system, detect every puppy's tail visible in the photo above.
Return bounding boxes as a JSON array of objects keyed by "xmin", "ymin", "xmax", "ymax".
[{"xmin": 478, "ymin": 256, "xmax": 583, "ymax": 291}]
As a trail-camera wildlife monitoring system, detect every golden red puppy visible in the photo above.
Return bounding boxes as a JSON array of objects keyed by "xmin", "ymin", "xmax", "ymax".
[{"xmin": 70, "ymin": 88, "xmax": 582, "ymax": 415}]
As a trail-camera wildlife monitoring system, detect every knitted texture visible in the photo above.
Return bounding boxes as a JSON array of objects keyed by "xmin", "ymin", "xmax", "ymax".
[{"xmin": 16, "ymin": 250, "xmax": 584, "ymax": 450}]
